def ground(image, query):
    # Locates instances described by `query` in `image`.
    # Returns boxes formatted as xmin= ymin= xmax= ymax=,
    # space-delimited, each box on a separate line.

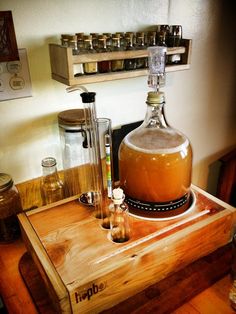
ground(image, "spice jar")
xmin=97 ymin=35 xmax=111 ymax=73
xmin=135 ymin=32 xmax=147 ymax=69
xmin=83 ymin=35 xmax=98 ymax=74
xmin=167 ymin=25 xmax=183 ymax=64
xmin=124 ymin=33 xmax=137 ymax=70
xmin=111 ymin=34 xmax=124 ymax=72
xmin=0 ymin=173 xmax=22 ymax=243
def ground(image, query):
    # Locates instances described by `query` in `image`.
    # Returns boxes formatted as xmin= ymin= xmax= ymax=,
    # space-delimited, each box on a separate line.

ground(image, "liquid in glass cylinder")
xmin=119 ymin=128 xmax=192 ymax=218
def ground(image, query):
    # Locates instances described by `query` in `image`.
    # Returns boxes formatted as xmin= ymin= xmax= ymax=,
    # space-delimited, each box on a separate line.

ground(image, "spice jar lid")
xmin=58 ymin=109 xmax=85 ymax=126
xmin=0 ymin=173 xmax=13 ymax=192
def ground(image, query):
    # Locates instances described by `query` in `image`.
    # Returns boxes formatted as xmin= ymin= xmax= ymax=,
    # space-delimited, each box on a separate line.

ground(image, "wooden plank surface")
xmin=52 ymin=64 xmax=191 ymax=86
xmin=49 ymin=43 xmax=187 ymax=63
xmin=103 ymin=243 xmax=232 ymax=314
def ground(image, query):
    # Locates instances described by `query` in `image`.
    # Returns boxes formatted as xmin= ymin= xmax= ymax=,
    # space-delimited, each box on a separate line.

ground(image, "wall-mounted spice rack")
xmin=49 ymin=39 xmax=192 ymax=86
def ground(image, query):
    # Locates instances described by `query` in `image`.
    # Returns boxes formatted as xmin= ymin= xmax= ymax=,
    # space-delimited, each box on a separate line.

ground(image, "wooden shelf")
xmin=49 ymin=39 xmax=192 ymax=86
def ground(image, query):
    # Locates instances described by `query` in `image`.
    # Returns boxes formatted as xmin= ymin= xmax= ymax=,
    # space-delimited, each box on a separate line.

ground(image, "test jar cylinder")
xmin=96 ymin=118 xmax=113 ymax=228
xmin=58 ymin=109 xmax=91 ymax=197
xmin=80 ymin=92 xmax=104 ymax=218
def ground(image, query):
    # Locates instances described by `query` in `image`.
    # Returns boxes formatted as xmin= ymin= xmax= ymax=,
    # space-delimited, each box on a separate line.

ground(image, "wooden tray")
xmin=18 ymin=185 xmax=236 ymax=313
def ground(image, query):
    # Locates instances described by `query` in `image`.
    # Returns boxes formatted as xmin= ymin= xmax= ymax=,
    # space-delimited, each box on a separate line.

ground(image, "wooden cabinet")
xmin=49 ymin=39 xmax=192 ymax=86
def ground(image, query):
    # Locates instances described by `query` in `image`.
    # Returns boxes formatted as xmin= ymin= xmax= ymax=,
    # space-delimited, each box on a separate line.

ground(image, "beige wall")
xmin=0 ymin=0 xmax=235 ymax=194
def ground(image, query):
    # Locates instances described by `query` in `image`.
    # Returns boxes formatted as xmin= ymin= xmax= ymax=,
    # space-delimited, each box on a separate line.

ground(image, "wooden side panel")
xmin=181 ymin=39 xmax=192 ymax=65
xmin=16 ymin=176 xmax=42 ymax=210
xmin=49 ymin=44 xmax=72 ymax=81
xmin=18 ymin=213 xmax=72 ymax=314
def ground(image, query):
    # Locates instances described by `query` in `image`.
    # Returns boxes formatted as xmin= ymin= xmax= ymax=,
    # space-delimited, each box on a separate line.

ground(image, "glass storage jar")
xmin=58 ymin=109 xmax=91 ymax=197
xmin=0 ymin=173 xmax=22 ymax=243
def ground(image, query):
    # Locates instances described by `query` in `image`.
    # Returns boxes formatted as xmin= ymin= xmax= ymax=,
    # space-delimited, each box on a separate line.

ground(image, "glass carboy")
xmin=118 ymin=46 xmax=193 ymax=219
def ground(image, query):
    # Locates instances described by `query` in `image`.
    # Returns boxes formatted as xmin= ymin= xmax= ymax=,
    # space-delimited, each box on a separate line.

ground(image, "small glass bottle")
xmin=111 ymin=34 xmax=124 ymax=72
xmin=167 ymin=25 xmax=182 ymax=64
xmin=0 ymin=173 xmax=22 ymax=243
xmin=115 ymin=32 xmax=125 ymax=50
xmin=68 ymin=35 xmax=78 ymax=55
xmin=73 ymin=33 xmax=84 ymax=77
xmin=90 ymin=33 xmax=99 ymax=51
xmin=156 ymin=25 xmax=169 ymax=47
xmin=83 ymin=35 xmax=98 ymax=75
xmin=97 ymin=35 xmax=111 ymax=73
xmin=40 ymin=157 xmax=65 ymax=205
xmin=109 ymin=188 xmax=131 ymax=243
xmin=124 ymin=33 xmax=137 ymax=71
xmin=135 ymin=32 xmax=147 ymax=69
xmin=126 ymin=32 xmax=136 ymax=47
xmin=76 ymin=32 xmax=84 ymax=50
xmin=147 ymin=31 xmax=157 ymax=47
xmin=61 ymin=34 xmax=71 ymax=47
xmin=103 ymin=33 xmax=112 ymax=50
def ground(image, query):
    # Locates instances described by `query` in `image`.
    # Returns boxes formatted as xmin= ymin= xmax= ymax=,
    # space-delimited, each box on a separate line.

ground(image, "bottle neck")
xmin=144 ymin=102 xmax=168 ymax=129
xmin=42 ymin=165 xmax=59 ymax=179
xmin=41 ymin=157 xmax=59 ymax=179
xmin=112 ymin=200 xmax=128 ymax=213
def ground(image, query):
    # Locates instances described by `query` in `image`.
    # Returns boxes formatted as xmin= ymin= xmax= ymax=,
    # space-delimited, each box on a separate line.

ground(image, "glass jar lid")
xmin=58 ymin=109 xmax=85 ymax=126
xmin=0 ymin=173 xmax=13 ymax=192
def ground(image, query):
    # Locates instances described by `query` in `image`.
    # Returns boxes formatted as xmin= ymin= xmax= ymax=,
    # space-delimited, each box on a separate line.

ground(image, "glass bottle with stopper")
xmin=118 ymin=46 xmax=193 ymax=219
xmin=109 ymin=188 xmax=131 ymax=243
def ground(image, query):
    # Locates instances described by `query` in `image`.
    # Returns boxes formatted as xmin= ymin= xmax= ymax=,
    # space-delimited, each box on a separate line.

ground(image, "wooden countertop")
xmin=0 ymin=237 xmax=234 ymax=314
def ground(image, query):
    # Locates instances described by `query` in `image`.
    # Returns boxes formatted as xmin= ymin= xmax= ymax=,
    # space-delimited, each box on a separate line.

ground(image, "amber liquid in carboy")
xmin=119 ymin=128 xmax=193 ymax=218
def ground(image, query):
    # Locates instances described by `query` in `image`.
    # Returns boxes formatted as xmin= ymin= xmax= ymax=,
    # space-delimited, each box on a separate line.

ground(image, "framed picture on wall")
xmin=0 ymin=11 xmax=19 ymax=62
